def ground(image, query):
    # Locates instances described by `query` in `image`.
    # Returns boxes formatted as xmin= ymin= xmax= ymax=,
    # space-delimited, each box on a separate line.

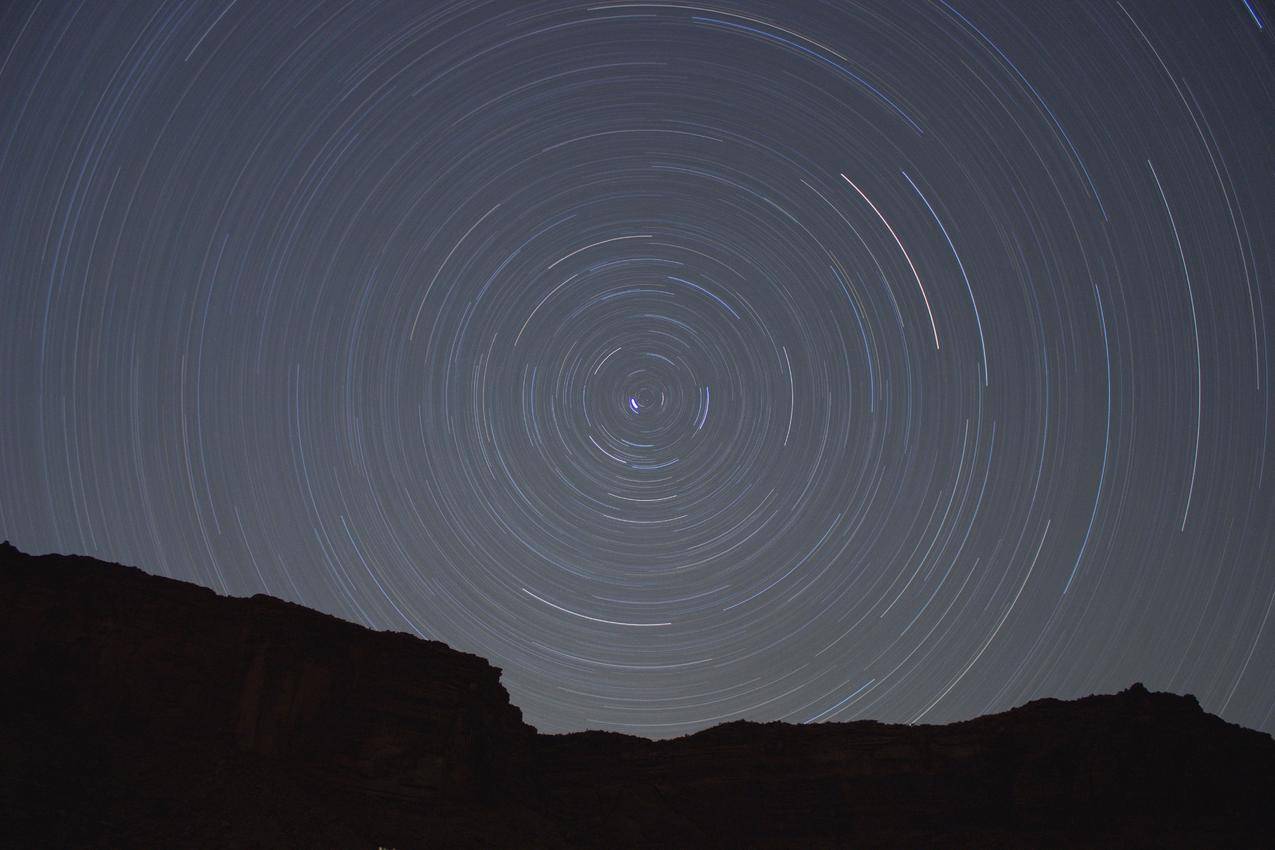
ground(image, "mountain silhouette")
xmin=2 ymin=541 xmax=1271 ymax=848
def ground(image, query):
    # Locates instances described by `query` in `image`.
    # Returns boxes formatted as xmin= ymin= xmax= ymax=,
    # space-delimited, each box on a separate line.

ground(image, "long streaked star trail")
xmin=1 ymin=0 xmax=1272 ymax=738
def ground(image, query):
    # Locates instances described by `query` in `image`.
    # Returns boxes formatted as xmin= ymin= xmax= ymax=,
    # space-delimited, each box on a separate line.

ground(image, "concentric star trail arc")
xmin=0 ymin=0 xmax=1271 ymax=739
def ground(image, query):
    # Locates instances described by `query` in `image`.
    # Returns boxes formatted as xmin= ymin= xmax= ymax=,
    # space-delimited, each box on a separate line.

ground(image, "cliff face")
xmin=0 ymin=542 xmax=542 ymax=848
xmin=2 ymin=541 xmax=1272 ymax=849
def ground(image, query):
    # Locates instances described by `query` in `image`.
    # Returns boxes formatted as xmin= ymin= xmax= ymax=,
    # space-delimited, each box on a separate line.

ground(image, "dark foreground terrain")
xmin=2 ymin=542 xmax=1272 ymax=848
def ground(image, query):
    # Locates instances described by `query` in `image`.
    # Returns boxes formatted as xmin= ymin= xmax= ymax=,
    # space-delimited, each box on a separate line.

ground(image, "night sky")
xmin=1 ymin=0 xmax=1273 ymax=738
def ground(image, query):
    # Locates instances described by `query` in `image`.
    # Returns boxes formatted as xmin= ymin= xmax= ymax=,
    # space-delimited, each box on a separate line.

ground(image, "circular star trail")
xmin=1 ymin=0 xmax=1273 ymax=737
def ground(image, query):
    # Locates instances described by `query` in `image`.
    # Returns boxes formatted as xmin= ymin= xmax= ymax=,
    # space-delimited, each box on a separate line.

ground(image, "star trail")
xmin=1 ymin=0 xmax=1272 ymax=738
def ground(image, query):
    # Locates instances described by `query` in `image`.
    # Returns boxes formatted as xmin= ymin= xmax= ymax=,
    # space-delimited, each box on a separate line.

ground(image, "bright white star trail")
xmin=1 ymin=0 xmax=1272 ymax=737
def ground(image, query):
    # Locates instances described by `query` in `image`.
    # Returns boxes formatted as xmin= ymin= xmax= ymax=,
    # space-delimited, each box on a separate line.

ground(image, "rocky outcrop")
xmin=2 ymin=541 xmax=1272 ymax=848
xmin=536 ymin=687 xmax=1275 ymax=848
xmin=0 ymin=541 xmax=543 ymax=848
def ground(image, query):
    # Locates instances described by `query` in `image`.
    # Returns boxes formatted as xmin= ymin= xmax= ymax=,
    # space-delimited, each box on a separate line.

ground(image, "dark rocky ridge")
xmin=2 ymin=541 xmax=1271 ymax=848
